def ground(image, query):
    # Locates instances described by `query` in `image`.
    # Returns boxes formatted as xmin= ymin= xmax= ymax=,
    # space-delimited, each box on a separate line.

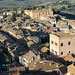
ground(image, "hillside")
xmin=0 ymin=0 xmax=74 ymax=14
xmin=0 ymin=0 xmax=62 ymax=9
xmin=0 ymin=0 xmax=74 ymax=9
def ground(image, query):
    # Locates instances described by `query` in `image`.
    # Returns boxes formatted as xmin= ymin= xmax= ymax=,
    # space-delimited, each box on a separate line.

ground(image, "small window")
xmin=51 ymin=49 xmax=54 ymax=53
xmin=69 ymin=51 xmax=70 ymax=53
xmin=51 ymin=41 xmax=54 ymax=44
xmin=55 ymin=51 xmax=57 ymax=55
xmin=53 ymin=24 xmax=56 ymax=27
xmin=55 ymin=42 xmax=57 ymax=46
xmin=68 ymin=42 xmax=70 ymax=45
xmin=61 ymin=43 xmax=63 ymax=46
xmin=61 ymin=52 xmax=63 ymax=55
xmin=23 ymin=60 xmax=25 ymax=62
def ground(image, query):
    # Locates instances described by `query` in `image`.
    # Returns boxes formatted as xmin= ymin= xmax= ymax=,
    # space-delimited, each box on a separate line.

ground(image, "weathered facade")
xmin=25 ymin=6 xmax=53 ymax=19
xmin=19 ymin=51 xmax=40 ymax=67
xmin=50 ymin=32 xmax=75 ymax=58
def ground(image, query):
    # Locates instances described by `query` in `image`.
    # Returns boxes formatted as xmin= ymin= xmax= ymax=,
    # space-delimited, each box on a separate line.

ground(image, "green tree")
xmin=40 ymin=5 xmax=45 ymax=8
xmin=11 ymin=13 xmax=16 ymax=22
xmin=20 ymin=14 xmax=22 ymax=17
xmin=56 ymin=16 xmax=61 ymax=21
xmin=12 ymin=8 xmax=17 ymax=11
xmin=21 ymin=9 xmax=24 ymax=14
xmin=16 ymin=13 xmax=20 ymax=17
xmin=24 ymin=8 xmax=30 ymax=10
xmin=24 ymin=8 xmax=27 ymax=10
xmin=68 ymin=5 xmax=71 ymax=8
xmin=32 ymin=6 xmax=36 ymax=10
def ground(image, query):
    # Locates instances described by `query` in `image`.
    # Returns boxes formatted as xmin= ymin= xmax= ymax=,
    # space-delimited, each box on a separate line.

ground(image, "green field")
xmin=0 ymin=0 xmax=74 ymax=9
xmin=52 ymin=4 xmax=68 ymax=9
xmin=0 ymin=0 xmax=62 ymax=9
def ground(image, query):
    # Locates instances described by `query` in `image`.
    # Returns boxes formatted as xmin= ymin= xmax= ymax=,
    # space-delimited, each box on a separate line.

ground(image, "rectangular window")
xmin=55 ymin=51 xmax=57 ymax=55
xmin=23 ymin=60 xmax=25 ymax=62
xmin=69 ymin=51 xmax=70 ymax=53
xmin=61 ymin=52 xmax=63 ymax=55
xmin=55 ymin=42 xmax=57 ymax=46
xmin=68 ymin=42 xmax=70 ymax=45
xmin=51 ymin=41 xmax=54 ymax=44
xmin=61 ymin=43 xmax=63 ymax=46
xmin=51 ymin=49 xmax=54 ymax=53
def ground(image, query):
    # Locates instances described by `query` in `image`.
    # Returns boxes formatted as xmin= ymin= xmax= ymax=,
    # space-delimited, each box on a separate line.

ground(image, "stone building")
xmin=67 ymin=20 xmax=75 ymax=29
xmin=19 ymin=51 xmax=40 ymax=67
xmin=3 ymin=11 xmax=16 ymax=16
xmin=50 ymin=32 xmax=75 ymax=58
xmin=56 ymin=20 xmax=69 ymax=31
xmin=25 ymin=6 xmax=53 ymax=19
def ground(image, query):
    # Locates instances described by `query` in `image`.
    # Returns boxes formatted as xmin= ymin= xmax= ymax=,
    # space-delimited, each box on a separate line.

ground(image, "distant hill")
xmin=0 ymin=0 xmax=62 ymax=3
xmin=0 ymin=0 xmax=74 ymax=10
xmin=0 ymin=0 xmax=75 ymax=3
xmin=0 ymin=0 xmax=62 ymax=9
xmin=0 ymin=0 xmax=56 ymax=1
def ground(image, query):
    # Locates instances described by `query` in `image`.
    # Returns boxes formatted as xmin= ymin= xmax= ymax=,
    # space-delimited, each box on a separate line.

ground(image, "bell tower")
xmin=49 ymin=6 xmax=53 ymax=15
